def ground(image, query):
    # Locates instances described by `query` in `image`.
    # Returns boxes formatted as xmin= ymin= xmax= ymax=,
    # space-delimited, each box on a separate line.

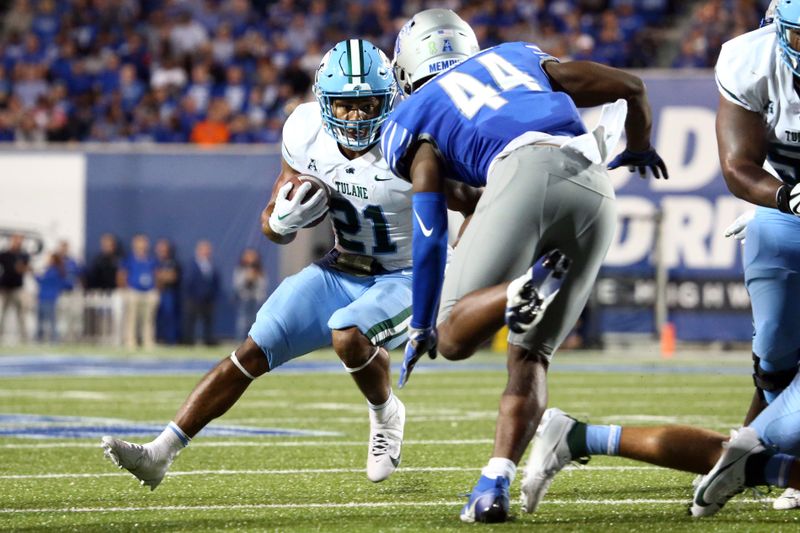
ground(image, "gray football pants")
xmin=437 ymin=144 xmax=616 ymax=361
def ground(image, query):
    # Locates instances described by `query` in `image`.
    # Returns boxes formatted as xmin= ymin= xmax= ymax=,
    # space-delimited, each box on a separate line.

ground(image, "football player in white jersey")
xmin=713 ymin=0 xmax=800 ymax=512
xmin=99 ymin=39 xmax=479 ymax=490
xmin=523 ymin=0 xmax=800 ymax=519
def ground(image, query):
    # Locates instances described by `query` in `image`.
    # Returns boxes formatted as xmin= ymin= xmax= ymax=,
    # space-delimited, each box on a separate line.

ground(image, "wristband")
xmin=777 ymin=183 xmax=792 ymax=214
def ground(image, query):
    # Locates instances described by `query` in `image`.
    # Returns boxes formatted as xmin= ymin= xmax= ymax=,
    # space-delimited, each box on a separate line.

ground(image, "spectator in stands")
xmin=84 ymin=233 xmax=122 ymax=342
xmin=55 ymin=239 xmax=83 ymax=342
xmin=0 ymin=0 xmax=758 ymax=142
xmin=0 ymin=233 xmax=30 ymax=343
xmin=593 ymin=11 xmax=627 ymax=67
xmin=86 ymin=233 xmax=122 ymax=291
xmin=35 ymin=251 xmax=70 ymax=343
xmin=184 ymin=239 xmax=219 ymax=346
xmin=150 ymin=53 xmax=187 ymax=92
xmin=190 ymin=97 xmax=230 ymax=145
xmin=2 ymin=0 xmax=33 ymax=40
xmin=170 ymin=10 xmax=209 ymax=58
xmin=31 ymin=0 xmax=59 ymax=44
xmin=221 ymin=64 xmax=249 ymax=114
xmin=14 ymin=109 xmax=45 ymax=146
xmin=211 ymin=23 xmax=235 ymax=66
xmin=232 ymin=247 xmax=267 ymax=340
xmin=155 ymin=238 xmax=182 ymax=345
xmin=119 ymin=63 xmax=145 ymax=114
xmin=672 ymin=36 xmax=710 ymax=68
xmin=185 ymin=63 xmax=213 ymax=115
xmin=56 ymin=240 xmax=82 ymax=289
xmin=119 ymin=234 xmax=159 ymax=350
xmin=97 ymin=53 xmax=122 ymax=96
xmin=228 ymin=113 xmax=255 ymax=143
xmin=614 ymin=0 xmax=646 ymax=41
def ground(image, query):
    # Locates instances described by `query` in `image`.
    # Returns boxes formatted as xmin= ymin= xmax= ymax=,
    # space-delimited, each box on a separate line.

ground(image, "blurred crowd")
xmin=0 ymin=233 xmax=269 ymax=348
xmin=0 ymin=0 xmax=773 ymax=146
xmin=671 ymin=0 xmax=772 ymax=68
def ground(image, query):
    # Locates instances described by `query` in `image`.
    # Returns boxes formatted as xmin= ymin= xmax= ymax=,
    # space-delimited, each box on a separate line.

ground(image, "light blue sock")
xmin=765 ymin=453 xmax=795 ymax=487
xmin=585 ymin=424 xmax=622 ymax=456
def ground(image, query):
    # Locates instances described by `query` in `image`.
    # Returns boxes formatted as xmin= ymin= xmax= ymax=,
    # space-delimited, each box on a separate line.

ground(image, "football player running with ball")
xmin=382 ymin=8 xmax=666 ymax=523
xmin=101 ymin=39 xmax=478 ymax=489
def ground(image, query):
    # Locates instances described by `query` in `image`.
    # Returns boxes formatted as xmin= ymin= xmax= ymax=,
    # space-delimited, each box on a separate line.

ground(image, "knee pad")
xmin=753 ymin=353 xmax=798 ymax=398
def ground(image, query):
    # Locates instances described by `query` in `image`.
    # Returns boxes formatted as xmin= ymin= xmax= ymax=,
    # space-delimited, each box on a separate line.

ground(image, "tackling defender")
xmin=101 ymin=39 xmax=476 ymax=489
xmin=525 ymin=0 xmax=800 ymax=517
xmin=381 ymin=9 xmax=665 ymax=523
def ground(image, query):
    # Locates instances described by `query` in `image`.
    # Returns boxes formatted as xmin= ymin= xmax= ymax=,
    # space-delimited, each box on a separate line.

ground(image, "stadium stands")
xmin=0 ymin=0 xmax=771 ymax=145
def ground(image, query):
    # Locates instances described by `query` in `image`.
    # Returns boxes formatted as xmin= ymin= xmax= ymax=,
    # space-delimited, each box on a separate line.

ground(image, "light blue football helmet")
xmin=314 ymin=39 xmax=398 ymax=150
xmin=776 ymin=0 xmax=800 ymax=76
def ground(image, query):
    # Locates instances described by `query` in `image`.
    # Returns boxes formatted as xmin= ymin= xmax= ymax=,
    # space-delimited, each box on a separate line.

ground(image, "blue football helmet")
xmin=776 ymin=0 xmax=800 ymax=76
xmin=314 ymin=39 xmax=398 ymax=150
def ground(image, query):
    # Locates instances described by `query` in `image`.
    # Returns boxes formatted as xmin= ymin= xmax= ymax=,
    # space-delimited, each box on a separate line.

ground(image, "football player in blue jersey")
xmin=100 ymin=39 xmax=479 ymax=491
xmin=524 ymin=0 xmax=800 ymax=520
xmin=381 ymin=9 xmax=667 ymax=523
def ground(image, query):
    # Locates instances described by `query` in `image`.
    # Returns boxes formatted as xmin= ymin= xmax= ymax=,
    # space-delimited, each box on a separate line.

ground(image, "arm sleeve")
xmin=410 ymin=192 xmax=448 ymax=329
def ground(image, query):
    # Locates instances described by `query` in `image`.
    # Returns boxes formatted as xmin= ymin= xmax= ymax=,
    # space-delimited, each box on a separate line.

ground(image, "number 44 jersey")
xmin=381 ymin=42 xmax=588 ymax=187
xmin=281 ymin=102 xmax=413 ymax=271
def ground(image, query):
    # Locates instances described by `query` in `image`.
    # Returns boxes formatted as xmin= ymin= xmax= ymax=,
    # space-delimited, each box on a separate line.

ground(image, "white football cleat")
xmin=690 ymin=427 xmax=765 ymax=517
xmin=773 ymin=488 xmax=800 ymax=510
xmin=101 ymin=436 xmax=173 ymax=490
xmin=366 ymin=397 xmax=405 ymax=482
xmin=521 ymin=408 xmax=586 ymax=513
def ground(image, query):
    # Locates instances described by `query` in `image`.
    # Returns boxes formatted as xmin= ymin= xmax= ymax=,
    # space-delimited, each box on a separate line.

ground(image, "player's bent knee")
xmin=438 ymin=336 xmax=476 ymax=361
xmin=230 ymin=337 xmax=269 ymax=379
xmin=331 ymin=327 xmax=372 ymax=367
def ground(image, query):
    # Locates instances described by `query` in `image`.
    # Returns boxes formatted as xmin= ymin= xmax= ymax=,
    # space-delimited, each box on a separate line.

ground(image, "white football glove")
xmin=268 ymin=181 xmax=328 ymax=235
xmin=723 ymin=210 xmax=755 ymax=242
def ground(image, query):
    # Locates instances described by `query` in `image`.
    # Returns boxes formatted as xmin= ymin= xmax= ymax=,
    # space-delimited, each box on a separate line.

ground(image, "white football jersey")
xmin=281 ymin=102 xmax=413 ymax=271
xmin=716 ymin=25 xmax=800 ymax=185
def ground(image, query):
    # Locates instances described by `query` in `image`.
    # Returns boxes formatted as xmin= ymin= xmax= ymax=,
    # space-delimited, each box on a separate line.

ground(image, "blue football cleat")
xmin=460 ymin=475 xmax=510 ymax=523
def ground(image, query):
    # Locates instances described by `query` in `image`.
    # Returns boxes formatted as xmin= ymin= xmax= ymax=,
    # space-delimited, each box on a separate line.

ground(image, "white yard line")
xmin=0 ymin=498 xmax=772 ymax=514
xmin=0 ymin=439 xmax=495 ymax=449
xmin=0 ymin=465 xmax=663 ymax=480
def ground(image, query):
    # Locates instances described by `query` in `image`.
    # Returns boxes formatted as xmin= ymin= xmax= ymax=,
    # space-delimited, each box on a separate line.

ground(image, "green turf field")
xmin=2 ymin=347 xmax=799 ymax=532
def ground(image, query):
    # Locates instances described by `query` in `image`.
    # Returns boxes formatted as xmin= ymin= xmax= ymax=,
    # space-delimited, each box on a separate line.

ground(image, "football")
xmin=287 ymin=175 xmax=330 ymax=227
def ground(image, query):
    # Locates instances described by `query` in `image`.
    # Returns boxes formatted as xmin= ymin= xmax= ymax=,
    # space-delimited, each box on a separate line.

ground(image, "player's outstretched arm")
xmin=260 ymin=158 xmax=304 ymax=245
xmin=716 ymin=96 xmax=784 ymax=209
xmin=399 ymin=141 xmax=449 ymax=387
xmin=543 ymin=60 xmax=667 ymax=179
xmin=544 ymin=60 xmax=651 ymax=150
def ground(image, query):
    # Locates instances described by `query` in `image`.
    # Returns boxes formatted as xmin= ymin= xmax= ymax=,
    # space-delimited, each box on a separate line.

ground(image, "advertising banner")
xmin=592 ymin=73 xmax=752 ymax=341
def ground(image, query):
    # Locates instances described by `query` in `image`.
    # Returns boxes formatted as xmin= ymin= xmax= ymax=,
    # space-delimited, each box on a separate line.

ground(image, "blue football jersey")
xmin=381 ymin=42 xmax=587 ymax=187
